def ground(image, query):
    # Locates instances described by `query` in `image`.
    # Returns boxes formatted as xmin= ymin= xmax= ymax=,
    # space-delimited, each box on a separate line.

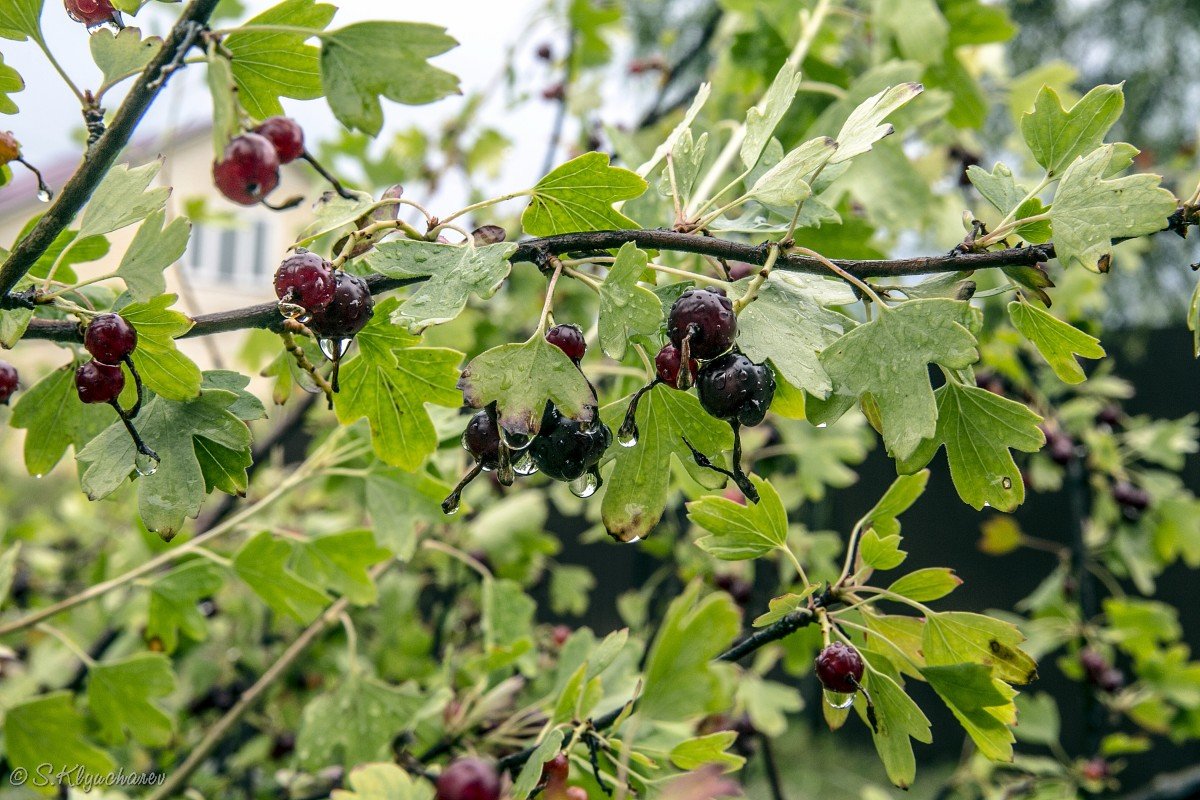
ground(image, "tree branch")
xmin=0 ymin=0 xmax=220 ymax=300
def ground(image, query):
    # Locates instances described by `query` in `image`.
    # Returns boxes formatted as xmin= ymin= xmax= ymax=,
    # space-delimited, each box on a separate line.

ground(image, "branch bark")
xmin=0 ymin=0 xmax=220 ymax=299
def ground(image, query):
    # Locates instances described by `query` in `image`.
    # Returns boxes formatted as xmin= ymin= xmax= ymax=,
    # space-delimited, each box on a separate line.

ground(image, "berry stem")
xmin=301 ymin=150 xmax=355 ymax=200
xmin=33 ymin=39 xmax=86 ymax=104
xmin=280 ymin=327 xmax=335 ymax=408
xmin=122 ymin=355 xmax=145 ymax=419
xmin=733 ymin=242 xmax=780 ymax=313
xmin=108 ymin=399 xmax=160 ymax=465
xmin=438 ymin=190 xmax=533 ymax=228
xmin=790 ymin=245 xmax=887 ymax=309
xmin=441 ymin=461 xmax=483 ymax=515
xmin=535 ymin=258 xmax=564 ymax=334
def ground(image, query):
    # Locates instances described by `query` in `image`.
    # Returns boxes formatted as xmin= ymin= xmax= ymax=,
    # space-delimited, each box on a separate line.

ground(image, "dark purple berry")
xmin=309 ymin=272 xmax=374 ymax=339
xmin=654 ymin=342 xmax=698 ymax=388
xmin=1044 ymin=428 xmax=1075 ymax=465
xmin=714 ymin=573 xmax=752 ymax=606
xmin=274 ymin=250 xmax=336 ymax=312
xmin=0 ymin=361 xmax=17 ymax=405
xmin=545 ymin=323 xmax=586 ymax=362
xmin=253 ymin=116 xmax=305 ymax=164
xmin=1112 ymin=481 xmax=1150 ymax=517
xmin=84 ymin=313 xmax=137 ymax=365
xmin=213 ymin=133 xmax=280 ymax=206
xmin=463 ymin=410 xmax=502 ymax=470
xmin=435 ymin=757 xmax=501 ymax=800
xmin=667 ymin=287 xmax=737 ymax=360
xmin=75 ymin=360 xmax=124 ymax=404
xmin=815 ymin=642 xmax=864 ymax=694
xmin=696 ymin=352 xmax=775 ymax=426
xmin=728 ymin=261 xmax=756 ymax=281
xmin=529 ymin=403 xmax=611 ymax=482
xmin=1096 ymin=405 xmax=1123 ymax=428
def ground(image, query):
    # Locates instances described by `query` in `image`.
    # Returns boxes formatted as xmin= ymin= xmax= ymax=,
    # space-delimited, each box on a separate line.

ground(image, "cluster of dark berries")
xmin=213 ymin=117 xmax=350 ymax=208
xmin=625 ymin=287 xmax=775 ymax=502
xmin=435 ymin=757 xmax=502 ymax=800
xmin=444 ymin=324 xmax=611 ymax=514
xmin=64 ymin=0 xmax=122 ymax=29
xmin=75 ymin=314 xmax=159 ymax=469
xmin=0 ymin=360 xmax=18 ymax=405
xmin=1079 ymin=648 xmax=1125 ymax=694
xmin=273 ymin=250 xmax=374 ymax=392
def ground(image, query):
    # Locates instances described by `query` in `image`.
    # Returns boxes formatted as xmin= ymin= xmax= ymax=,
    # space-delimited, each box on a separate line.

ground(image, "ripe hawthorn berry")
xmin=463 ymin=409 xmax=502 ymax=470
xmin=212 ymin=133 xmax=280 ymax=206
xmin=0 ymin=131 xmax=19 ymax=165
xmin=529 ymin=403 xmax=611 ymax=482
xmin=728 ymin=261 xmax=756 ymax=281
xmin=274 ymin=250 xmax=336 ymax=312
xmin=84 ymin=313 xmax=137 ymax=365
xmin=0 ymin=360 xmax=18 ymax=405
xmin=253 ymin=116 xmax=305 ymax=164
xmin=667 ymin=287 xmax=737 ymax=360
xmin=309 ymin=272 xmax=374 ymax=339
xmin=696 ymin=352 xmax=775 ymax=426
xmin=75 ymin=360 xmax=125 ymax=404
xmin=815 ymin=642 xmax=865 ymax=694
xmin=1112 ymin=480 xmax=1150 ymax=515
xmin=545 ymin=323 xmax=586 ymax=362
xmin=655 ymin=342 xmax=697 ymax=389
xmin=435 ymin=757 xmax=501 ymax=800
xmin=64 ymin=0 xmax=119 ymax=26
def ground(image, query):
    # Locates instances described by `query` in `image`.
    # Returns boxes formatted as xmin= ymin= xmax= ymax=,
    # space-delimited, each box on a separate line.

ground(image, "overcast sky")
xmin=3 ymin=0 xmax=568 ymax=203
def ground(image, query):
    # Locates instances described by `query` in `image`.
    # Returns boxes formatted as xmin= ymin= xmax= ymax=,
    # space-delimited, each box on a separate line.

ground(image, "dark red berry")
xmin=435 ymin=757 xmax=501 ymax=800
xmin=815 ymin=642 xmax=864 ymax=694
xmin=463 ymin=410 xmax=502 ymax=470
xmin=1112 ymin=481 xmax=1150 ymax=514
xmin=0 ymin=131 xmax=20 ymax=164
xmin=542 ymin=753 xmax=569 ymax=784
xmin=1082 ymin=758 xmax=1111 ymax=782
xmin=714 ymin=573 xmax=752 ymax=606
xmin=253 ymin=116 xmax=305 ymax=163
xmin=696 ymin=352 xmax=775 ymax=426
xmin=1098 ymin=667 xmax=1125 ymax=694
xmin=728 ymin=261 xmax=756 ymax=281
xmin=529 ymin=403 xmax=611 ymax=482
xmin=212 ymin=133 xmax=280 ymax=206
xmin=545 ymin=324 xmax=586 ymax=362
xmin=309 ymin=272 xmax=374 ymax=339
xmin=667 ymin=287 xmax=737 ymax=360
xmin=551 ymin=625 xmax=572 ymax=647
xmin=1079 ymin=648 xmax=1107 ymax=680
xmin=0 ymin=361 xmax=18 ymax=405
xmin=1096 ymin=405 xmax=1123 ymax=428
xmin=655 ymin=342 xmax=698 ymax=389
xmin=64 ymin=0 xmax=118 ymax=26
xmin=75 ymin=360 xmax=124 ymax=404
xmin=84 ymin=313 xmax=137 ymax=365
xmin=535 ymin=43 xmax=553 ymax=60
xmin=542 ymin=83 xmax=565 ymax=101
xmin=1044 ymin=428 xmax=1075 ymax=465
xmin=274 ymin=250 xmax=336 ymax=312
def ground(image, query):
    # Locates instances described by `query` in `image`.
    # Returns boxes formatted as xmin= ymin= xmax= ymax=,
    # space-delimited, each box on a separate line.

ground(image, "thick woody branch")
xmin=0 ymin=0 xmax=221 ymax=300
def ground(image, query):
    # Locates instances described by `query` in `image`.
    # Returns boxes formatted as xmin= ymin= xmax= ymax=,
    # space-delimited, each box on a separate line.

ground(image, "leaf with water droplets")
xmin=597 ymin=242 xmax=661 ymax=359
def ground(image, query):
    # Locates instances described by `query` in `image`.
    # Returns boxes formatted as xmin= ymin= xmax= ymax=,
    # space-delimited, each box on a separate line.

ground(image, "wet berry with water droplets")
xmin=529 ymin=403 xmax=611 ymax=482
xmin=65 ymin=0 xmax=119 ymax=26
xmin=309 ymin=272 xmax=374 ymax=339
xmin=815 ymin=642 xmax=864 ymax=694
xmin=545 ymin=323 xmax=586 ymax=362
xmin=654 ymin=342 xmax=698 ymax=389
xmin=75 ymin=360 xmax=124 ymax=404
xmin=0 ymin=361 xmax=18 ymax=405
xmin=274 ymin=250 xmax=336 ymax=312
xmin=696 ymin=352 xmax=775 ymax=426
xmin=463 ymin=410 xmax=502 ymax=470
xmin=435 ymin=757 xmax=501 ymax=800
xmin=212 ymin=133 xmax=280 ymax=206
xmin=667 ymin=287 xmax=737 ymax=360
xmin=253 ymin=116 xmax=305 ymax=163
xmin=84 ymin=313 xmax=137 ymax=365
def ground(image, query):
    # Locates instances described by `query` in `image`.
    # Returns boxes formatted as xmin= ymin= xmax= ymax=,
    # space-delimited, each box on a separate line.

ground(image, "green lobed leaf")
xmin=640 ymin=581 xmax=740 ymax=721
xmin=740 ymin=62 xmax=803 ymax=170
xmin=334 ymin=298 xmax=462 ymax=470
xmin=4 ymin=692 xmax=115 ymax=793
xmin=1020 ymin=83 xmax=1124 ymax=177
xmin=116 ymin=210 xmax=191 ymax=301
xmin=0 ymin=0 xmax=41 ymax=42
xmin=233 ymin=531 xmax=330 ymax=622
xmin=1049 ymin=143 xmax=1177 ymax=272
xmin=637 ymin=81 xmax=710 ymax=178
xmin=511 ymin=729 xmax=566 ymax=800
xmin=292 ymin=529 xmax=392 ymax=606
xmin=830 ymin=82 xmax=924 ymax=164
xmin=145 ymin=559 xmax=225 ymax=652
xmin=320 ymin=22 xmax=460 ymax=135
xmin=78 ymin=160 xmax=171 ymax=239
xmin=0 ymin=306 xmax=31 ymax=345
xmin=863 ymin=613 xmax=927 ymax=679
xmin=89 ymin=27 xmax=161 ymax=87
xmin=122 ymin=294 xmax=203 ymax=401
xmin=857 ymin=656 xmax=932 ymax=789
xmin=808 ymin=299 xmax=979 ymax=460
xmin=521 ymin=152 xmax=647 ymax=236
xmin=887 ymin=568 xmax=962 ymax=602
xmin=921 ymin=663 xmax=1017 ymax=761
xmin=458 ymin=333 xmax=595 ymax=437
xmin=1009 ymin=300 xmax=1104 ymax=383
xmin=363 ymin=467 xmax=452 ymax=560
xmin=77 ymin=388 xmax=253 ymax=536
xmin=597 ymin=243 xmax=663 ymax=359
xmin=746 ymin=136 xmax=836 ymax=207
xmin=87 ymin=653 xmax=176 ymax=746
xmin=331 ymin=764 xmax=433 ymax=800
xmin=923 ymin=611 xmax=1038 ymax=685
xmin=0 ymin=51 xmax=25 ymax=113
xmin=366 ymin=240 xmax=517 ymax=331
xmin=859 ymin=530 xmax=908 ymax=571
xmin=875 ymin=0 xmax=948 ymax=65
xmin=601 ymin=384 xmax=733 ymax=542
xmin=860 ymin=469 xmax=929 ymax=538
xmin=688 ymin=475 xmax=789 ymax=560
xmin=669 ymin=731 xmax=746 ymax=771
xmin=483 ymin=577 xmax=537 ymax=651
xmin=752 ymin=588 xmax=816 ymax=627
xmin=11 ymin=364 xmax=113 ymax=476
xmin=223 ymin=0 xmax=335 ymax=119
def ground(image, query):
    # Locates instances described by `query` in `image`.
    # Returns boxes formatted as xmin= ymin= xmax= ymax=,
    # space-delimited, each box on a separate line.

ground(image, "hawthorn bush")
xmin=0 ymin=0 xmax=1198 ymax=798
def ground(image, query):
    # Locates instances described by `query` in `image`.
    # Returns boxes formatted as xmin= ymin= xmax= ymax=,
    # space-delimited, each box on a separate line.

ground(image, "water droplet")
xmin=513 ymin=450 xmax=539 ymax=476
xmin=569 ymin=468 xmax=601 ymax=498
xmin=617 ymin=421 xmax=639 ymax=447
xmin=816 ymin=422 xmax=828 ymax=428
xmin=36 ymin=188 xmax=52 ymax=203
xmin=441 ymin=493 xmax=461 ymax=515
xmin=983 ymin=501 xmax=992 ymax=508
xmin=624 ymin=535 xmax=642 ymax=544
xmin=33 ymin=474 xmax=42 ymax=480
xmin=824 ymin=690 xmax=855 ymax=710
xmin=86 ymin=18 xmax=122 ymax=34
xmin=277 ymin=300 xmax=306 ymax=320
xmin=499 ymin=427 xmax=532 ymax=451
xmin=1001 ymin=476 xmax=1013 ymax=490
xmin=135 ymin=451 xmax=161 ymax=477
xmin=319 ymin=337 xmax=353 ymax=361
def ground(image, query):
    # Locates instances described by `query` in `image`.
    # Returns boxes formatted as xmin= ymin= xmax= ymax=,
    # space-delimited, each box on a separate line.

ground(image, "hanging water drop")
xmin=277 ymin=300 xmax=306 ymax=320
xmin=569 ymin=468 xmax=600 ymax=498
xmin=135 ymin=450 xmax=161 ymax=477
xmin=824 ymin=690 xmax=855 ymax=710
xmin=499 ymin=427 xmax=532 ymax=451
xmin=36 ymin=188 xmax=51 ymax=203
xmin=512 ymin=449 xmax=539 ymax=476
xmin=625 ymin=535 xmax=642 ymax=544
xmin=318 ymin=337 xmax=352 ymax=362
xmin=441 ymin=491 xmax=462 ymax=515
xmin=86 ymin=18 xmax=122 ymax=34
xmin=617 ymin=421 xmax=639 ymax=447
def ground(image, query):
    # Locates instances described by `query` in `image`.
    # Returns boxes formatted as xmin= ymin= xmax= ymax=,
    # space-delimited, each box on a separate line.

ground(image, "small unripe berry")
xmin=75 ymin=360 xmax=125 ymax=404
xmin=84 ymin=313 xmax=137 ymax=365
xmin=253 ymin=116 xmax=305 ymax=163
xmin=815 ymin=643 xmax=864 ymax=694
xmin=728 ymin=261 xmax=756 ymax=281
xmin=0 ymin=131 xmax=20 ymax=165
